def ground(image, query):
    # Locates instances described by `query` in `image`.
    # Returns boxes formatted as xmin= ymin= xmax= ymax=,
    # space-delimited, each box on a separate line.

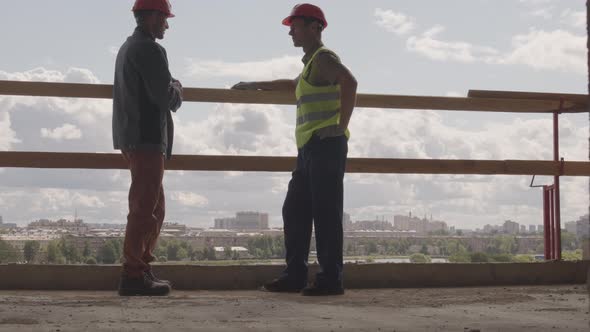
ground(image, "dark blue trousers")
xmin=281 ymin=134 xmax=348 ymax=287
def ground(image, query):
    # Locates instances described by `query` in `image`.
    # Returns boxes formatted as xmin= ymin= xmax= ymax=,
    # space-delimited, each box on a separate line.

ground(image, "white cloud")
xmin=41 ymin=123 xmax=82 ymax=141
xmin=560 ymin=9 xmax=586 ymax=29
xmin=445 ymin=91 xmax=464 ymax=97
xmin=37 ymin=188 xmax=106 ymax=211
xmin=109 ymin=46 xmax=119 ymax=57
xmin=0 ymin=67 xmax=100 ymax=84
xmin=375 ymin=6 xmax=585 ymax=73
xmin=374 ymin=8 xmax=416 ymax=36
xmin=499 ymin=28 xmax=586 ymax=72
xmin=529 ymin=7 xmax=554 ymax=19
xmin=406 ymin=25 xmax=500 ymax=63
xmin=402 ymin=24 xmax=584 ymax=73
xmin=519 ymin=0 xmax=555 ymax=4
xmin=175 ymin=103 xmax=294 ymax=156
xmin=186 ymin=55 xmax=302 ymax=80
xmin=170 ymin=191 xmax=209 ymax=207
xmin=0 ymin=112 xmax=20 ymax=150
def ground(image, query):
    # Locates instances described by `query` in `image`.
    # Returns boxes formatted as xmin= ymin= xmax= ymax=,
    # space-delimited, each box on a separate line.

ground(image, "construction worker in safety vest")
xmin=113 ymin=0 xmax=182 ymax=296
xmin=233 ymin=3 xmax=357 ymax=296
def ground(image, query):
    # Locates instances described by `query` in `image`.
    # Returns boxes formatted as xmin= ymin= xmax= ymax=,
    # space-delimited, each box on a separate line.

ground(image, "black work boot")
xmin=301 ymin=281 xmax=344 ymax=296
xmin=118 ymin=272 xmax=171 ymax=296
xmin=261 ymin=277 xmax=306 ymax=293
xmin=145 ymin=269 xmax=172 ymax=286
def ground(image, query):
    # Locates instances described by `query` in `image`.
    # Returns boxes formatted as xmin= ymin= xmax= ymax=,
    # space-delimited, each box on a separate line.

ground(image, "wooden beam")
xmin=468 ymin=89 xmax=588 ymax=112
xmin=0 ymin=80 xmax=578 ymax=113
xmin=1 ymin=152 xmax=588 ymax=176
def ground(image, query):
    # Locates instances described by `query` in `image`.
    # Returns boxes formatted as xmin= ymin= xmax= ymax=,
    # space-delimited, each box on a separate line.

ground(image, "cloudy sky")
xmin=0 ymin=0 xmax=588 ymax=229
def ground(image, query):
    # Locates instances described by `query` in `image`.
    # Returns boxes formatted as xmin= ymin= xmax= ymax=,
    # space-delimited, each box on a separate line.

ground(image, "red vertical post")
xmin=553 ymin=102 xmax=563 ymax=260
xmin=543 ymin=187 xmax=551 ymax=260
xmin=549 ymin=188 xmax=555 ymax=259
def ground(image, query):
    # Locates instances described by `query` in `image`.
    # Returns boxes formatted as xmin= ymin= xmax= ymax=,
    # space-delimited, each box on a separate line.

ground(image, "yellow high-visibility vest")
xmin=295 ymin=47 xmax=350 ymax=148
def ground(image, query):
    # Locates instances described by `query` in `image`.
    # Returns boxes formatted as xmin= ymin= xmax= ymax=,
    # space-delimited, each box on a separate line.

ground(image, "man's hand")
xmin=231 ymin=82 xmax=260 ymax=90
xmin=169 ymin=79 xmax=183 ymax=112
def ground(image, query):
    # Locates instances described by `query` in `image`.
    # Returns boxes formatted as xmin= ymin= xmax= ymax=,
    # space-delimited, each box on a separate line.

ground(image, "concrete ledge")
xmin=0 ymin=261 xmax=588 ymax=290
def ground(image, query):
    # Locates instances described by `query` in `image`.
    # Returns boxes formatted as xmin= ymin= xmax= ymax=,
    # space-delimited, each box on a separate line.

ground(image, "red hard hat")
xmin=282 ymin=3 xmax=328 ymax=29
xmin=132 ymin=0 xmax=175 ymax=18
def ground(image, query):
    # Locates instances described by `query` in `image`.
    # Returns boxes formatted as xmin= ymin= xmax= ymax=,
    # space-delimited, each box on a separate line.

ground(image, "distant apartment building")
xmin=503 ymin=220 xmax=519 ymax=235
xmin=576 ymin=215 xmax=589 ymax=240
xmin=483 ymin=224 xmax=502 ymax=234
xmin=159 ymin=222 xmax=190 ymax=236
xmin=520 ymin=225 xmax=527 ymax=234
xmin=214 ymin=212 xmax=269 ymax=230
xmin=393 ymin=212 xmax=448 ymax=234
xmin=0 ymin=215 xmax=17 ymax=229
xmin=348 ymin=220 xmax=394 ymax=231
xmin=565 ymin=221 xmax=577 ymax=234
xmin=537 ymin=225 xmax=544 ymax=233
xmin=343 ymin=212 xmax=352 ymax=230
xmin=27 ymin=219 xmax=88 ymax=234
xmin=529 ymin=225 xmax=537 ymax=233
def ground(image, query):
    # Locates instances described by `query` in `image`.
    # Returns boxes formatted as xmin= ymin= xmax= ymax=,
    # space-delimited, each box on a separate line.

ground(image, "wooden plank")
xmin=1 ymin=152 xmax=588 ymax=176
xmin=468 ymin=89 xmax=588 ymax=112
xmin=468 ymin=89 xmax=588 ymax=103
xmin=0 ymin=80 xmax=577 ymax=113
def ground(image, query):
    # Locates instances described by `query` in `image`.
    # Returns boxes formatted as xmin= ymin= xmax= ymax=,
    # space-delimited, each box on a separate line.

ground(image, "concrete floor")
xmin=0 ymin=285 xmax=588 ymax=331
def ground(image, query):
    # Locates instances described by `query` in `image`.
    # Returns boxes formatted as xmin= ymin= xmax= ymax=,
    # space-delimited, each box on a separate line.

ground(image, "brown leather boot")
xmin=145 ymin=269 xmax=172 ymax=286
xmin=118 ymin=272 xmax=171 ymax=296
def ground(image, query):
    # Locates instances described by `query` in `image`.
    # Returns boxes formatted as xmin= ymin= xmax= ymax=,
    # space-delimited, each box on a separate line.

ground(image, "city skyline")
xmin=3 ymin=211 xmax=587 ymax=233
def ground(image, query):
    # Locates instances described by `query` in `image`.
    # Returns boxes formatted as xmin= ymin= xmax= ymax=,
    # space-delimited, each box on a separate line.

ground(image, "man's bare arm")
xmin=231 ymin=78 xmax=298 ymax=92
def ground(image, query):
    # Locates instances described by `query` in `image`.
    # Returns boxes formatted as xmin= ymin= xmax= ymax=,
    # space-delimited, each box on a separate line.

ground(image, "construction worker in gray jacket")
xmin=112 ymin=0 xmax=182 ymax=296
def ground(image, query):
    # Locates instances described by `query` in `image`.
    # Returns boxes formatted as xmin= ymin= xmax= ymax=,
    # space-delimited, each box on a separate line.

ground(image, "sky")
xmin=0 ymin=0 xmax=588 ymax=229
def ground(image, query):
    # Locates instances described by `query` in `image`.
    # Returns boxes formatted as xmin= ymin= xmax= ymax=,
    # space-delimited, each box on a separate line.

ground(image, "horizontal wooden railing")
xmin=0 ymin=80 xmax=585 ymax=113
xmin=1 ymin=151 xmax=589 ymax=176
xmin=0 ymin=80 xmax=588 ymax=176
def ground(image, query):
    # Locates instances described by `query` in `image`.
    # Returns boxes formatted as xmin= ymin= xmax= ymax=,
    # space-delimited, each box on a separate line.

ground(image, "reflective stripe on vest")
xmin=295 ymin=47 xmax=350 ymax=148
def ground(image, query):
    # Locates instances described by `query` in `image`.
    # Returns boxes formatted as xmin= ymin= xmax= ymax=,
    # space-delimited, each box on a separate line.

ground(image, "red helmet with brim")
xmin=132 ymin=0 xmax=175 ymax=18
xmin=282 ymin=3 xmax=327 ymax=28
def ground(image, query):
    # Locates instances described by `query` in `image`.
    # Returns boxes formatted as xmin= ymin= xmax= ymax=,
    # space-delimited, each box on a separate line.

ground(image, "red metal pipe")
xmin=550 ymin=188 xmax=556 ymax=259
xmin=543 ymin=187 xmax=551 ymax=259
xmin=553 ymin=102 xmax=563 ymax=260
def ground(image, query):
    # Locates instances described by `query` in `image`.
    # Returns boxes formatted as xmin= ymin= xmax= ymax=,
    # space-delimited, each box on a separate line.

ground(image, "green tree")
xmin=420 ymin=244 xmax=429 ymax=255
xmin=449 ymin=253 xmax=471 ymax=263
xmin=0 ymin=239 xmax=20 ymax=263
xmin=561 ymin=232 xmax=578 ymax=251
xmin=154 ymin=244 xmax=167 ymax=258
xmin=167 ymin=241 xmax=180 ymax=261
xmin=490 ymin=253 xmax=513 ymax=262
xmin=64 ymin=243 xmax=81 ymax=264
xmin=223 ymin=246 xmax=232 ymax=260
xmin=23 ymin=241 xmax=41 ymax=263
xmin=46 ymin=241 xmax=65 ymax=264
xmin=97 ymin=242 xmax=117 ymax=264
xmin=410 ymin=253 xmax=431 ymax=263
xmin=562 ymin=250 xmax=582 ymax=261
xmin=443 ymin=239 xmax=468 ymax=257
xmin=366 ymin=241 xmax=378 ymax=255
xmin=470 ymin=252 xmax=489 ymax=263
xmin=82 ymin=241 xmax=91 ymax=258
xmin=512 ymin=255 xmax=534 ymax=263
xmin=177 ymin=247 xmax=188 ymax=261
xmin=85 ymin=257 xmax=97 ymax=265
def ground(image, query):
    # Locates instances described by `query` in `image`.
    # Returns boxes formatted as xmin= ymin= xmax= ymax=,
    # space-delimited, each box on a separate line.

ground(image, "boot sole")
xmin=118 ymin=288 xmax=171 ymax=296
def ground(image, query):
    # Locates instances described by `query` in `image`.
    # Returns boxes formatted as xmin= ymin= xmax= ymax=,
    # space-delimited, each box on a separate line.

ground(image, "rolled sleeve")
xmin=134 ymin=43 xmax=173 ymax=113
